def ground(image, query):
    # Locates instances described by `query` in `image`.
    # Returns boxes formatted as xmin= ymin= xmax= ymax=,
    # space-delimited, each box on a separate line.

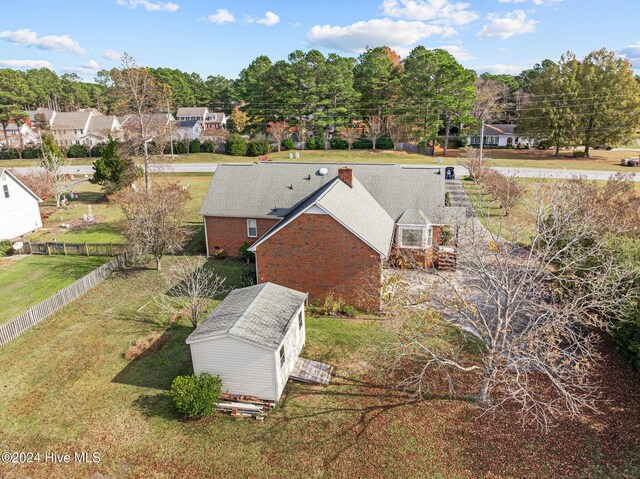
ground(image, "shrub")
xmin=225 ymin=133 xmax=247 ymax=156
xmin=281 ymin=138 xmax=295 ymax=150
xmin=90 ymin=144 xmax=104 ymax=157
xmin=353 ymin=137 xmax=374 ymax=149
xmin=613 ymin=315 xmax=640 ymax=371
xmin=444 ymin=192 xmax=451 ymax=207
xmin=189 ymin=139 xmax=201 ymax=153
xmin=170 ymin=372 xmax=222 ymax=418
xmin=330 ymin=137 xmax=348 ymax=150
xmin=239 ymin=241 xmax=255 ymax=263
xmin=573 ymin=150 xmax=586 ymax=158
xmin=376 ymin=136 xmax=394 ymax=150
xmin=342 ymin=305 xmax=358 ymax=317
xmin=213 ymin=248 xmax=227 ymax=259
xmin=0 ymin=240 xmax=13 ymax=257
xmin=175 ymin=141 xmax=187 ymax=154
xmin=200 ymin=141 xmax=214 ymax=153
xmin=67 ymin=144 xmax=89 ymax=158
xmin=537 ymin=140 xmax=552 ymax=150
xmin=0 ymin=148 xmax=19 ymax=160
xmin=240 ymin=269 xmax=257 ymax=287
xmin=305 ymin=135 xmax=324 ymax=150
xmin=22 ymin=147 xmax=42 ymax=159
xmin=246 ymin=138 xmax=271 ymax=157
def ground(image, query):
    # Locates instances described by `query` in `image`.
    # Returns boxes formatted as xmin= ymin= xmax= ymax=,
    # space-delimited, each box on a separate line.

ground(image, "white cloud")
xmin=101 ymin=49 xmax=122 ymax=61
xmin=381 ymin=0 xmax=478 ymax=25
xmin=0 ymin=59 xmax=53 ymax=69
xmin=64 ymin=60 xmax=101 ymax=75
xmin=245 ymin=11 xmax=280 ymax=26
xmin=619 ymin=42 xmax=640 ymax=66
xmin=498 ymin=0 xmax=562 ymax=5
xmin=0 ymin=29 xmax=85 ymax=54
xmin=476 ymin=62 xmax=534 ymax=74
xmin=116 ymin=0 xmax=179 ymax=12
xmin=477 ymin=10 xmax=537 ymax=39
xmin=435 ymin=45 xmax=475 ymax=61
xmin=308 ymin=18 xmax=454 ymax=54
xmin=207 ymin=9 xmax=235 ymax=24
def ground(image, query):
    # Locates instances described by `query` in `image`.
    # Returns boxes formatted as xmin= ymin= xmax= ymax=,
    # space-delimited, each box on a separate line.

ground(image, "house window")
xmin=279 ymin=346 xmax=285 ymax=367
xmin=3 ymin=184 xmax=9 ymax=199
xmin=247 ymin=219 xmax=257 ymax=238
xmin=298 ymin=312 xmax=303 ymax=330
xmin=400 ymin=228 xmax=424 ymax=248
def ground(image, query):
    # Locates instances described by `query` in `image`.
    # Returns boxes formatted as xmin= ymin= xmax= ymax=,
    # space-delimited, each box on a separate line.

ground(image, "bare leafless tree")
xmin=40 ymin=151 xmax=69 ymax=207
xmin=457 ymin=147 xmax=489 ymax=180
xmin=480 ymin=169 xmax=525 ymax=216
xmin=474 ymin=77 xmax=509 ymax=123
xmin=364 ymin=115 xmax=384 ymax=149
xmin=383 ymin=178 xmax=640 ymax=429
xmin=156 ymin=256 xmax=229 ymax=327
xmin=338 ymin=127 xmax=360 ymax=150
xmin=111 ymin=53 xmax=170 ymax=190
xmin=113 ymin=181 xmax=190 ymax=270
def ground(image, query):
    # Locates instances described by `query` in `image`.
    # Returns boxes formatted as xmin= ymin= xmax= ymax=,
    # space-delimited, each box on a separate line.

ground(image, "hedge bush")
xmin=169 ymin=372 xmax=222 ymax=418
xmin=67 ymin=145 xmax=89 ymax=158
xmin=353 ymin=137 xmax=374 ymax=149
xmin=0 ymin=148 xmax=19 ymax=160
xmin=281 ymin=138 xmax=295 ymax=150
xmin=175 ymin=141 xmax=187 ymax=154
xmin=330 ymin=137 xmax=348 ymax=150
xmin=573 ymin=150 xmax=586 ymax=158
xmin=22 ymin=147 xmax=42 ymax=159
xmin=305 ymin=136 xmax=324 ymax=150
xmin=200 ymin=141 xmax=214 ymax=153
xmin=189 ymin=139 xmax=201 ymax=154
xmin=614 ymin=315 xmax=640 ymax=371
xmin=246 ymin=138 xmax=271 ymax=157
xmin=376 ymin=136 xmax=394 ymax=149
xmin=0 ymin=240 xmax=13 ymax=257
xmin=225 ymin=133 xmax=247 ymax=156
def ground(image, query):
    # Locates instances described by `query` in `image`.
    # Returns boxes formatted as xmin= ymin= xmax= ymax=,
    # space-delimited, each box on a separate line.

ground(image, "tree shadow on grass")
xmin=111 ymin=324 xmax=193 ymax=390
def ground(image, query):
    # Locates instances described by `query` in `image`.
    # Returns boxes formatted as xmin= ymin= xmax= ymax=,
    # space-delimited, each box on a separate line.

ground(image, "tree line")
xmin=1 ymin=46 xmax=639 ymax=157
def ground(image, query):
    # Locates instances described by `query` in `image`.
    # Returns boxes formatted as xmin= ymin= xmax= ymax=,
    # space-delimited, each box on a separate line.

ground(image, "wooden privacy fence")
xmin=23 ymin=241 xmax=126 ymax=257
xmin=0 ymin=254 xmax=128 ymax=347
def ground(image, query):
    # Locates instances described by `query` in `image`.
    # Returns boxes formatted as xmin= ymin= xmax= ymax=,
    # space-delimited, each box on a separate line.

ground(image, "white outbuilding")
xmin=0 ymin=168 xmax=42 ymax=241
xmin=186 ymin=282 xmax=308 ymax=402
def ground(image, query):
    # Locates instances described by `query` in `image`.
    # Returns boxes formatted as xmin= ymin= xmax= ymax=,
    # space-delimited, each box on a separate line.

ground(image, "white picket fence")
xmin=0 ymin=254 xmax=128 ymax=347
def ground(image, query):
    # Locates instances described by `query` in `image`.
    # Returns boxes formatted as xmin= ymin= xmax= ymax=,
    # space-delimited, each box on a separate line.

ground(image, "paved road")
xmin=10 ymin=162 xmax=638 ymax=181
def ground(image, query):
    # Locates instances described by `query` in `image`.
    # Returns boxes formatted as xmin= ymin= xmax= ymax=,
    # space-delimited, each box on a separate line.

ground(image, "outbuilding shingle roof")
xmin=185 ymin=283 xmax=307 ymax=350
xmin=200 ymin=162 xmax=446 ymax=222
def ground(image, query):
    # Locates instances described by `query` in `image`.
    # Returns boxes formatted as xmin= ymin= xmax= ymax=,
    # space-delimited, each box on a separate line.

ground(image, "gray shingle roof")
xmin=200 ymin=162 xmax=446 ymax=222
xmin=186 ymin=283 xmax=307 ymax=349
xmin=177 ymin=107 xmax=208 ymax=118
xmin=176 ymin=120 xmax=200 ymax=129
xmin=477 ymin=124 xmax=517 ymax=136
xmin=27 ymin=109 xmax=55 ymax=124
xmin=87 ymin=115 xmax=119 ymax=135
xmin=397 ymin=209 xmax=430 ymax=225
xmin=50 ymin=111 xmax=93 ymax=130
xmin=250 ymin=177 xmax=395 ymax=256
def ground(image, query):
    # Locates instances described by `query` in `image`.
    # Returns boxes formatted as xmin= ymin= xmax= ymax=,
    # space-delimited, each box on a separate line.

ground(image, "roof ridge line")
xmin=228 ymin=283 xmax=269 ymax=336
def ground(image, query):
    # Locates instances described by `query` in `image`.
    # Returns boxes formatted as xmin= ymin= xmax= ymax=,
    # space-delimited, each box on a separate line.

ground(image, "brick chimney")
xmin=338 ymin=166 xmax=353 ymax=188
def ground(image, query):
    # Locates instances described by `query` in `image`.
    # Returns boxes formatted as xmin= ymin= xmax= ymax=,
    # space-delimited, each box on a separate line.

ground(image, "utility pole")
xmin=479 ymin=119 xmax=485 ymax=162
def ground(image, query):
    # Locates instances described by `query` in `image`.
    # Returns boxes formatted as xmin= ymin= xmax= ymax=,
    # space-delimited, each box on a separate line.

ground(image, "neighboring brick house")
xmin=203 ymin=112 xmax=227 ymax=130
xmin=200 ymin=162 xmax=464 ymax=311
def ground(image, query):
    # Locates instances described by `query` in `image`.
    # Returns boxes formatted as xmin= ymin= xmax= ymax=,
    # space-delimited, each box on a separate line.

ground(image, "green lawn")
xmin=0 ymin=255 xmax=109 ymax=324
xmin=0 ymin=257 xmax=638 ymax=478
xmin=27 ymin=173 xmax=213 ymax=244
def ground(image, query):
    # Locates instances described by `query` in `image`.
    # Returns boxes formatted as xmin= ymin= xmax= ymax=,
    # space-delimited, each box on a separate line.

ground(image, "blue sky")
xmin=0 ymin=0 xmax=638 ymax=80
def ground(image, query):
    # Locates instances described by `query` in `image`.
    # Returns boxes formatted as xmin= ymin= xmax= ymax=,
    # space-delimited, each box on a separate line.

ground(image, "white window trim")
xmin=246 ymin=218 xmax=258 ymax=238
xmin=397 ymin=225 xmax=432 ymax=249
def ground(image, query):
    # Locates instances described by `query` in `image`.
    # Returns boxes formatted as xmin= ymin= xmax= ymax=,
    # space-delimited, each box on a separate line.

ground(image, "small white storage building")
xmin=186 ymin=282 xmax=308 ymax=402
xmin=0 ymin=168 xmax=42 ymax=240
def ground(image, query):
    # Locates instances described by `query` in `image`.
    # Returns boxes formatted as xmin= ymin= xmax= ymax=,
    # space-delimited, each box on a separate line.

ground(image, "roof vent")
xmin=318 ymin=167 xmax=328 ymax=176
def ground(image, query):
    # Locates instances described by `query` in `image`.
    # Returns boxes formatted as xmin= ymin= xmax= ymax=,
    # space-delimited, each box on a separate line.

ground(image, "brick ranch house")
xmin=200 ymin=162 xmax=464 ymax=311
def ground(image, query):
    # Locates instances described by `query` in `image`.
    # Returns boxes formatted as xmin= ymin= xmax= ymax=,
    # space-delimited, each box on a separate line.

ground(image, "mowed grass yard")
xmin=3 ymin=146 xmax=640 ymax=170
xmin=27 ymin=173 xmax=213 ymax=244
xmin=0 ymin=255 xmax=109 ymax=325
xmin=1 ymin=258 xmax=639 ymax=479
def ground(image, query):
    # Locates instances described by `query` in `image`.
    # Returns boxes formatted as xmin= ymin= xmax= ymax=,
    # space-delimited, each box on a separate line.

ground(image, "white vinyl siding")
xmin=0 ymin=172 xmax=42 ymax=240
xmin=190 ymin=336 xmax=279 ymax=401
xmin=274 ymin=306 xmax=306 ymax=399
xmin=397 ymin=225 xmax=432 ymax=249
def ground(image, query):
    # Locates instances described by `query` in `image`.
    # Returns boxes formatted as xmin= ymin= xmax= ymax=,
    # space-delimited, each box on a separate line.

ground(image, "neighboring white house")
xmin=468 ymin=124 xmax=531 ymax=148
xmin=175 ymin=120 xmax=203 ymax=141
xmin=0 ymin=168 xmax=42 ymax=240
xmin=26 ymin=108 xmax=122 ymax=147
xmin=186 ymin=282 xmax=308 ymax=402
xmin=0 ymin=122 xmax=39 ymax=149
